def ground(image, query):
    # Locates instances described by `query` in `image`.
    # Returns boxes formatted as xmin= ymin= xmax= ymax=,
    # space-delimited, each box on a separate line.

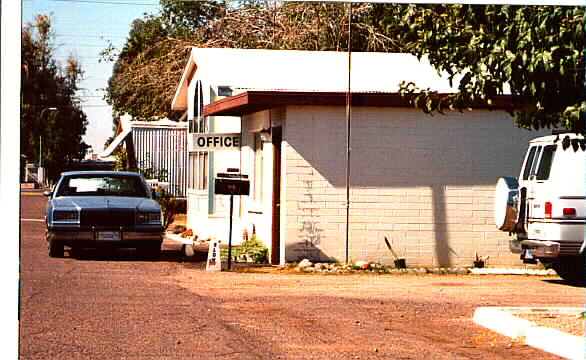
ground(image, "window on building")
xmin=253 ymin=133 xmax=263 ymax=201
xmin=188 ymin=80 xmax=208 ymax=191
xmin=217 ymin=86 xmax=233 ymax=97
xmin=189 ymin=152 xmax=208 ymax=191
xmin=190 ymin=80 xmax=205 ymax=133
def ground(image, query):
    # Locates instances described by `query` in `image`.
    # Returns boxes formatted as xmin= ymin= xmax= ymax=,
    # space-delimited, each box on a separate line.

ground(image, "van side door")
xmin=524 ymin=144 xmax=557 ymax=239
xmin=518 ymin=145 xmax=541 ymax=232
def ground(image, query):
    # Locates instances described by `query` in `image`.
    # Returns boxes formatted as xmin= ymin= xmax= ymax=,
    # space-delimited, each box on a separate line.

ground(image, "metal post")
xmin=38 ymin=107 xmax=57 ymax=170
xmin=39 ymin=136 xmax=42 ymax=168
xmin=345 ymin=3 xmax=352 ymax=264
xmin=228 ymin=194 xmax=234 ymax=270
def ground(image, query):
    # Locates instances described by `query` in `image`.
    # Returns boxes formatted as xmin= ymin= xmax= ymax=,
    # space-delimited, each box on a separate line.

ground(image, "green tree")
xmin=383 ymin=5 xmax=585 ymax=133
xmin=103 ymin=1 xmax=400 ymax=126
xmin=21 ymin=14 xmax=89 ymax=182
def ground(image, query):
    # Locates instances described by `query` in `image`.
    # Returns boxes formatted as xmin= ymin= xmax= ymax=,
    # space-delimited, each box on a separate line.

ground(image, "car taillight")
xmin=563 ymin=208 xmax=576 ymax=217
xmin=545 ymin=202 xmax=552 ymax=219
xmin=53 ymin=210 xmax=80 ymax=222
xmin=136 ymin=212 xmax=162 ymax=225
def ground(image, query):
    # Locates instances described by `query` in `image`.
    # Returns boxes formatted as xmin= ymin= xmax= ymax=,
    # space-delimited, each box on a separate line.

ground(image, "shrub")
xmin=239 ymin=234 xmax=269 ymax=264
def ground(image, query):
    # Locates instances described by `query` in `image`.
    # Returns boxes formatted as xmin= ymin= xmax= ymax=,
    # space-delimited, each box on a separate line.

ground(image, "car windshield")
xmin=56 ymin=175 xmax=148 ymax=198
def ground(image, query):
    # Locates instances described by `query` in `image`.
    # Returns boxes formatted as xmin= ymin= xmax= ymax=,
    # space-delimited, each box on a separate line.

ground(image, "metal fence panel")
xmin=132 ymin=126 xmax=188 ymax=198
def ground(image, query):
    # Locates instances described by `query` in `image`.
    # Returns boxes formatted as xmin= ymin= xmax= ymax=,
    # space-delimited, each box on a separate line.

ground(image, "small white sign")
xmin=188 ymin=133 xmax=241 ymax=152
xmin=206 ymin=240 xmax=222 ymax=271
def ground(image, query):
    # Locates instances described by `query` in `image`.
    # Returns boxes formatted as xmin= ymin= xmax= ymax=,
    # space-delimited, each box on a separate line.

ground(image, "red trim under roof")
xmin=203 ymin=90 xmax=516 ymax=117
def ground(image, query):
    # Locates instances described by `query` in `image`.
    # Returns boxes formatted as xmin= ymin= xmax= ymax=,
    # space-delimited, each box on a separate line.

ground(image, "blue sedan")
xmin=44 ymin=171 xmax=164 ymax=258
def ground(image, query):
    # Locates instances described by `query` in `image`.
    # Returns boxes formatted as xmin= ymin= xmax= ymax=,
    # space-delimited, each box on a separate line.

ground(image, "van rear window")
xmin=536 ymin=145 xmax=556 ymax=180
xmin=522 ymin=147 xmax=538 ymax=180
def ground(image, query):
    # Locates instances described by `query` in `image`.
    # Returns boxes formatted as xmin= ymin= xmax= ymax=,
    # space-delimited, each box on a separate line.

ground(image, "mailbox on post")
xmin=214 ymin=173 xmax=249 ymax=196
xmin=214 ymin=172 xmax=249 ymax=270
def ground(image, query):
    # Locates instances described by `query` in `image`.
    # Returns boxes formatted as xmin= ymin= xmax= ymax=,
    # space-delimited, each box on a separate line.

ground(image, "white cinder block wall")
xmin=282 ymin=105 xmax=547 ymax=267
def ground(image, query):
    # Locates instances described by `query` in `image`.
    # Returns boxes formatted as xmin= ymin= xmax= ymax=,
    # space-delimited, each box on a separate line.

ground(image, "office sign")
xmin=188 ymin=133 xmax=241 ymax=152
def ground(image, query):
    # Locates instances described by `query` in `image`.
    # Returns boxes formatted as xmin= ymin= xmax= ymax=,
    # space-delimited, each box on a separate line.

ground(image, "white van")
xmin=494 ymin=132 xmax=585 ymax=284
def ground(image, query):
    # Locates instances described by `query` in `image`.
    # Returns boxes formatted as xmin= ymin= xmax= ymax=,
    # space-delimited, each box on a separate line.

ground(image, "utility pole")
xmin=38 ymin=107 xmax=57 ymax=166
xmin=38 ymin=107 xmax=57 ymax=185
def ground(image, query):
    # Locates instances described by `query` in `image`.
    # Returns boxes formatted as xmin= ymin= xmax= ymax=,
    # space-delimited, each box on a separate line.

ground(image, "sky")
xmin=22 ymin=0 xmax=164 ymax=155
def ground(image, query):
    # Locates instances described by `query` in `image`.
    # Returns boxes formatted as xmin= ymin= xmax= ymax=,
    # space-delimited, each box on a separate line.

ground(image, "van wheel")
xmin=551 ymin=256 xmax=585 ymax=285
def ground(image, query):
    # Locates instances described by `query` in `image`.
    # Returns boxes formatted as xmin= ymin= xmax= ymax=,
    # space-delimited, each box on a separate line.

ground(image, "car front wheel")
xmin=48 ymin=239 xmax=64 ymax=258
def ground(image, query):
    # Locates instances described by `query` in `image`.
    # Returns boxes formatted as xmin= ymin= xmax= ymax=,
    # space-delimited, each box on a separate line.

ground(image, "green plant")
xmin=156 ymin=188 xmax=180 ymax=229
xmin=138 ymin=154 xmax=168 ymax=181
xmin=239 ymin=234 xmax=269 ymax=264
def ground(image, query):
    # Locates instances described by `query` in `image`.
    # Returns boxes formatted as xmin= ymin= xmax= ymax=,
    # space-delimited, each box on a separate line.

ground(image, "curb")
xmin=474 ymin=307 xmax=584 ymax=360
xmin=468 ymin=268 xmax=556 ymax=276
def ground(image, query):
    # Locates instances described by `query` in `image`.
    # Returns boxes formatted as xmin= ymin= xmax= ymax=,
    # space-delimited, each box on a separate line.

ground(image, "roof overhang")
xmin=171 ymin=50 xmax=197 ymax=111
xmin=98 ymin=115 xmax=133 ymax=158
xmin=203 ymin=91 xmax=516 ymax=117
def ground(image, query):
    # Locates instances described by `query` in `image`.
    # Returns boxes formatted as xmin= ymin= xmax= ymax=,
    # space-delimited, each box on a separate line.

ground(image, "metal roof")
xmin=171 ymin=48 xmax=474 ymax=112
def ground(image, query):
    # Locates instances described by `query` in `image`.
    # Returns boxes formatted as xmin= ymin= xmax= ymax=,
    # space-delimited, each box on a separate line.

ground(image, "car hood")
xmin=51 ymin=196 xmax=160 ymax=212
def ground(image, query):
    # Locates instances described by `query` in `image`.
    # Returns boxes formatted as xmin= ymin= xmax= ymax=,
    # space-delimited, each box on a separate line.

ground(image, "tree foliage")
xmin=21 ymin=14 xmax=89 ymax=181
xmin=384 ymin=5 xmax=585 ymax=133
xmin=106 ymin=3 xmax=583 ymax=134
xmin=104 ymin=1 xmax=400 ymax=123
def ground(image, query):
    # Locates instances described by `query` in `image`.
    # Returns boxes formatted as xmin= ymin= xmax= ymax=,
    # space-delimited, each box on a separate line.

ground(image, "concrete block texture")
xmin=281 ymin=106 xmax=548 ymax=266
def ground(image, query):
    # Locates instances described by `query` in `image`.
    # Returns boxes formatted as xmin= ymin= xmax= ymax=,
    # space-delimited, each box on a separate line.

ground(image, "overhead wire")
xmin=49 ymin=0 xmax=160 ymax=5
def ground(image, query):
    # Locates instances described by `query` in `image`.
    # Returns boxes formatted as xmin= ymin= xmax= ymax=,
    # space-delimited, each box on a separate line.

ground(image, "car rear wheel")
xmin=551 ymin=256 xmax=586 ymax=285
xmin=48 ymin=239 xmax=64 ymax=258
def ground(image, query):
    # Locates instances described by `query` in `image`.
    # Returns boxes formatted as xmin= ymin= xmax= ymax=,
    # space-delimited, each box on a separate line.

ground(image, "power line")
xmin=55 ymin=34 xmax=127 ymax=39
xmin=56 ymin=43 xmax=113 ymax=48
xmin=50 ymin=0 xmax=161 ymax=5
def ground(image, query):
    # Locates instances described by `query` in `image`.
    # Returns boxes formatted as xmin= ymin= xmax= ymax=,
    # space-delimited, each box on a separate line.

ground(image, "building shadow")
xmin=285 ymin=241 xmax=338 ymax=263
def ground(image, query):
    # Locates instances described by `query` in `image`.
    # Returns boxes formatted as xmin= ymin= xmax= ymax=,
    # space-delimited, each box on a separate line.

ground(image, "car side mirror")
xmin=43 ymin=190 xmax=53 ymax=197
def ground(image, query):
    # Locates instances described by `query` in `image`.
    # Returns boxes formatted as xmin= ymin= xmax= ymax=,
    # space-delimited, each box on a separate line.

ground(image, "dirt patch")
xmin=173 ymin=267 xmax=583 ymax=359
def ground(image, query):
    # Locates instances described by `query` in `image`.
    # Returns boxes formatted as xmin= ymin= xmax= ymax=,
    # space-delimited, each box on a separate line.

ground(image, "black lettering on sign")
xmin=233 ymin=137 xmax=240 ymax=147
xmin=207 ymin=137 xmax=213 ymax=147
xmin=225 ymin=137 xmax=232 ymax=147
xmin=197 ymin=137 xmax=206 ymax=147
